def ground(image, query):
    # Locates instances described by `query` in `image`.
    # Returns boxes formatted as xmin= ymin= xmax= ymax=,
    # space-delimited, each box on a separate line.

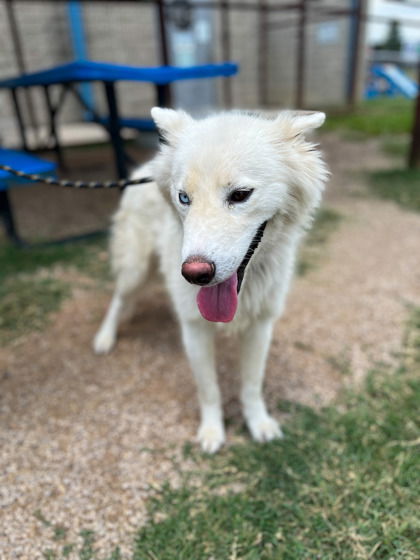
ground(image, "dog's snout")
xmin=181 ymin=257 xmax=216 ymax=286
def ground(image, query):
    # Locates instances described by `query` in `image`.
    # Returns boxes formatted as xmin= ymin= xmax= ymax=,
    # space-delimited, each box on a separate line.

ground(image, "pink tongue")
xmin=196 ymin=273 xmax=238 ymax=322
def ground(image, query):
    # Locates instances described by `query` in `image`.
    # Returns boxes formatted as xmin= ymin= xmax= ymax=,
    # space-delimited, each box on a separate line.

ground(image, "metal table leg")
xmin=0 ymin=189 xmax=24 ymax=245
xmin=157 ymin=83 xmax=172 ymax=107
xmin=10 ymin=88 xmax=29 ymax=152
xmin=103 ymin=81 xmax=127 ymax=179
xmin=43 ymin=85 xmax=66 ymax=170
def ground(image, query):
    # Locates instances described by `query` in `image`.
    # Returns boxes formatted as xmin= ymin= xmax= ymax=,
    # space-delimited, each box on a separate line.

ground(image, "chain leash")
xmin=0 ymin=164 xmax=154 ymax=190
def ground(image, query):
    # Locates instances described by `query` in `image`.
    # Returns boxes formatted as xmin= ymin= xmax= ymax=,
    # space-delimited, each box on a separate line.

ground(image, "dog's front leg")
xmin=239 ymin=318 xmax=283 ymax=442
xmin=181 ymin=320 xmax=224 ymax=453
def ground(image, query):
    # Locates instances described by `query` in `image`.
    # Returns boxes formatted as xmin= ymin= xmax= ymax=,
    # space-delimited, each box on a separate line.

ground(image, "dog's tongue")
xmin=196 ymin=273 xmax=238 ymax=322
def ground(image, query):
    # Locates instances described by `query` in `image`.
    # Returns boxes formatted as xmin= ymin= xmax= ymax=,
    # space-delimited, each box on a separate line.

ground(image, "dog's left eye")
xmin=179 ymin=191 xmax=191 ymax=205
xmin=228 ymin=189 xmax=254 ymax=204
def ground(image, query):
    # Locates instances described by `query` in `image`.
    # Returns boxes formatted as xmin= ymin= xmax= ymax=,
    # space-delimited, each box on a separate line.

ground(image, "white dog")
xmin=94 ymin=108 xmax=328 ymax=453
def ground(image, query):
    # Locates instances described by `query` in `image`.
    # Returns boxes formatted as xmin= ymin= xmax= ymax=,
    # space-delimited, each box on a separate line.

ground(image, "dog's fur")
xmin=94 ymin=108 xmax=328 ymax=452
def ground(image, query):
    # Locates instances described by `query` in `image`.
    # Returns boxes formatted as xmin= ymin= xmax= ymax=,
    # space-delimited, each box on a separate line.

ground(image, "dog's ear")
xmin=151 ymin=107 xmax=193 ymax=145
xmin=275 ymin=110 xmax=326 ymax=138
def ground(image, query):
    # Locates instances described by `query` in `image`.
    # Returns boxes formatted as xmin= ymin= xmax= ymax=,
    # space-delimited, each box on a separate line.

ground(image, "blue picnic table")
xmin=0 ymin=60 xmax=238 ymax=178
xmin=0 ymin=148 xmax=56 ymax=244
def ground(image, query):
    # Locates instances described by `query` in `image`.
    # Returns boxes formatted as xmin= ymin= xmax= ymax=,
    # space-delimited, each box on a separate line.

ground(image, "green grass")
xmin=131 ymin=309 xmax=420 ymax=560
xmin=298 ymin=208 xmax=342 ymax=275
xmin=35 ymin=307 xmax=420 ymax=559
xmin=324 ymin=98 xmax=414 ymax=137
xmin=368 ymin=168 xmax=420 ymax=213
xmin=0 ymin=235 xmax=108 ymax=283
xmin=0 ymin=276 xmax=69 ymax=342
xmin=0 ymin=236 xmax=109 ymax=343
xmin=381 ymin=135 xmax=410 ymax=159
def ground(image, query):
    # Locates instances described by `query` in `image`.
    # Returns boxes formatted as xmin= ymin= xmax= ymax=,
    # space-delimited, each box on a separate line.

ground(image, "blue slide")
xmin=366 ymin=64 xmax=418 ymax=99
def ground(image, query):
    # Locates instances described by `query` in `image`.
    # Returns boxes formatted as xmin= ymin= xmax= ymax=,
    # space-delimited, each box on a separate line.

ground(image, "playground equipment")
xmin=366 ymin=63 xmax=419 ymax=100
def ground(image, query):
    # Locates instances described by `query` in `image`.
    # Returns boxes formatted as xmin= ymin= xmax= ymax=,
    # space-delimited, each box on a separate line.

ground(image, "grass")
xmin=0 ymin=234 xmax=108 ymax=283
xmin=323 ymin=97 xmax=414 ymax=138
xmin=131 ymin=307 xmax=420 ymax=560
xmin=322 ymin=97 xmax=420 ymax=216
xmin=35 ymin=306 xmax=420 ymax=559
xmin=0 ymin=236 xmax=109 ymax=343
xmin=368 ymin=168 xmax=420 ymax=213
xmin=381 ymin=135 xmax=410 ymax=159
xmin=298 ymin=207 xmax=342 ymax=275
xmin=0 ymin=276 xmax=69 ymax=342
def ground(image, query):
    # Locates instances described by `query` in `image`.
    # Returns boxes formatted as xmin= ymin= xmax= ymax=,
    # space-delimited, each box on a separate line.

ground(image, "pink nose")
xmin=181 ymin=257 xmax=216 ymax=285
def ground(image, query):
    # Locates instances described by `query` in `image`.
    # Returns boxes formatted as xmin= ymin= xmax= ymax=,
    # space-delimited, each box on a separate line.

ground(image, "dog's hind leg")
xmin=239 ymin=318 xmax=283 ymax=442
xmin=93 ymin=288 xmax=139 ymax=355
xmin=180 ymin=319 xmax=225 ymax=453
xmin=93 ymin=204 xmax=154 ymax=355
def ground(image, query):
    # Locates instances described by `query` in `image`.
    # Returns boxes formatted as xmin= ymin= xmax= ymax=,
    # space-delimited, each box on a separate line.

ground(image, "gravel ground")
xmin=1 ymin=134 xmax=420 ymax=558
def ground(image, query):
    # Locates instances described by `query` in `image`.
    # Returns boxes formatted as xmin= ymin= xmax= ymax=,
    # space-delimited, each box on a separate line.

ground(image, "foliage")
xmin=374 ymin=20 xmax=402 ymax=52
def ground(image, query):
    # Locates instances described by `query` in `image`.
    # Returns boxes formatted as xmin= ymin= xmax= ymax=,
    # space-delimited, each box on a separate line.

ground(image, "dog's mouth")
xmin=196 ymin=221 xmax=268 ymax=323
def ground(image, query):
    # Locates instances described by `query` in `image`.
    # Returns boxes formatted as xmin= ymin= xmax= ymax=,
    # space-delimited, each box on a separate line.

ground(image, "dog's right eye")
xmin=179 ymin=191 xmax=191 ymax=205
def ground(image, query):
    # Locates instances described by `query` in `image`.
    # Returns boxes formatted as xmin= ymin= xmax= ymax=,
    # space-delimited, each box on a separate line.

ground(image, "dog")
xmin=93 ymin=108 xmax=328 ymax=453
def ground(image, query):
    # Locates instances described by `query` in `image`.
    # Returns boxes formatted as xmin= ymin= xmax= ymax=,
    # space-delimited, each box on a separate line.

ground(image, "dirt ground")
xmin=1 ymin=134 xmax=420 ymax=558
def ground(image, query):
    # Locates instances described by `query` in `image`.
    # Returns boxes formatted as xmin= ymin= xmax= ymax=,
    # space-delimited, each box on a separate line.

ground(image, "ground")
xmin=1 ymin=132 xmax=420 ymax=558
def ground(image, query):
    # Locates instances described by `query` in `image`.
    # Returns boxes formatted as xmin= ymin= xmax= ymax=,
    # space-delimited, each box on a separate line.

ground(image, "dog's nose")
xmin=181 ymin=257 xmax=216 ymax=285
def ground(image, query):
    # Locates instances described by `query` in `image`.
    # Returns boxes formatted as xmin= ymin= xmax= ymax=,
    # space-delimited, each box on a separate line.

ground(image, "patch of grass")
xmin=381 ymin=135 xmax=410 ymax=159
xmin=36 ymin=519 xmax=122 ymax=560
xmin=0 ymin=235 xmax=109 ymax=283
xmin=368 ymin=168 xmax=420 ymax=213
xmin=35 ymin=308 xmax=420 ymax=559
xmin=0 ymin=276 xmax=69 ymax=343
xmin=324 ymin=98 xmax=413 ymax=137
xmin=298 ymin=207 xmax=342 ymax=275
xmin=0 ymin=235 xmax=110 ymax=342
xmin=131 ymin=308 xmax=420 ymax=560
xmin=326 ymin=349 xmax=352 ymax=377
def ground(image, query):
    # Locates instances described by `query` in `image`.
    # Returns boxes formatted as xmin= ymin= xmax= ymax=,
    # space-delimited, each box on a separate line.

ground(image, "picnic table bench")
xmin=0 ymin=148 xmax=56 ymax=245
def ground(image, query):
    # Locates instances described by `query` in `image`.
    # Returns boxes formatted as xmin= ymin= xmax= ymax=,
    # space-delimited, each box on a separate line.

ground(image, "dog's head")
xmin=151 ymin=108 xmax=328 ymax=322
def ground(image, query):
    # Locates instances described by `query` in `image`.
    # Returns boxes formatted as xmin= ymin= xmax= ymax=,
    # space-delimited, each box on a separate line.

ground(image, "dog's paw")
xmin=93 ymin=329 xmax=116 ymax=355
xmin=248 ymin=414 xmax=283 ymax=443
xmin=197 ymin=422 xmax=225 ymax=454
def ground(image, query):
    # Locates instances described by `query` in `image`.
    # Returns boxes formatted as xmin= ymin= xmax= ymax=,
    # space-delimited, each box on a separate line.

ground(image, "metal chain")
xmin=0 ymin=164 xmax=154 ymax=190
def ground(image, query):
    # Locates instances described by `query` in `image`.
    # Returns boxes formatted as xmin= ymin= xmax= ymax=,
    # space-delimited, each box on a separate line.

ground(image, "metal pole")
xmin=5 ymin=0 xmax=40 ymax=146
xmin=10 ymin=88 xmax=29 ymax=151
xmin=156 ymin=0 xmax=171 ymax=65
xmin=67 ymin=0 xmax=94 ymax=116
xmin=0 ymin=190 xmax=23 ymax=245
xmin=43 ymin=85 xmax=66 ymax=170
xmin=104 ymin=82 xmax=127 ymax=179
xmin=220 ymin=0 xmax=232 ymax=107
xmin=156 ymin=0 xmax=172 ymax=106
xmin=348 ymin=0 xmax=366 ymax=107
xmin=408 ymin=62 xmax=420 ymax=169
xmin=296 ymin=0 xmax=307 ymax=109
xmin=258 ymin=0 xmax=268 ymax=107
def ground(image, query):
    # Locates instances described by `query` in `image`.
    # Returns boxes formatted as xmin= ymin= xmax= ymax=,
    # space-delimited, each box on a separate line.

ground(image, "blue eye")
xmin=179 ymin=191 xmax=191 ymax=205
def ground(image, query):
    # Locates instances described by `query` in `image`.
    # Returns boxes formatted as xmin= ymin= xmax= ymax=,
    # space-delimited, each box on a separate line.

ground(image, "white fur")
xmin=94 ymin=108 xmax=328 ymax=452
